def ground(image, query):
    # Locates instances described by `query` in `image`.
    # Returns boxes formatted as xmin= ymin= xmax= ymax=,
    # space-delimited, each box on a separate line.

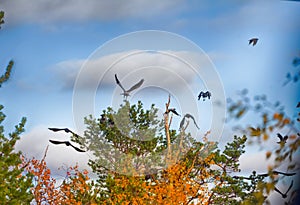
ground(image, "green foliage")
xmin=0 ymin=11 xmax=4 ymax=28
xmin=0 ymin=73 xmax=34 ymax=204
xmin=0 ymin=60 xmax=14 ymax=87
xmin=0 ymin=13 xmax=34 ymax=203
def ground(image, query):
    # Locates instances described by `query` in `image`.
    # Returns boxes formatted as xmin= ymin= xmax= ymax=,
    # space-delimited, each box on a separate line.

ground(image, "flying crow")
xmin=274 ymin=180 xmax=293 ymax=199
xmin=248 ymin=38 xmax=258 ymax=46
xmin=179 ymin=113 xmax=200 ymax=130
xmin=115 ymin=74 xmax=144 ymax=99
xmin=277 ymin=133 xmax=288 ymax=144
xmin=165 ymin=108 xmax=180 ymax=116
xmin=49 ymin=140 xmax=86 ymax=152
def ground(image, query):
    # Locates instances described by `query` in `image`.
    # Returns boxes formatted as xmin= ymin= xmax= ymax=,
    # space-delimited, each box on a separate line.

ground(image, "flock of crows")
xmin=49 ymin=37 xmax=260 ymax=149
xmin=47 ymin=37 xmax=297 ymax=200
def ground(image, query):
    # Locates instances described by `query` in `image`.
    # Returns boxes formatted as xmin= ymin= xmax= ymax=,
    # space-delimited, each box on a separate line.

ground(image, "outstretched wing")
xmin=277 ymin=133 xmax=283 ymax=141
xmin=115 ymin=74 xmax=126 ymax=92
xmin=70 ymin=143 xmax=86 ymax=152
xmin=169 ymin=108 xmax=180 ymax=116
xmin=252 ymin=38 xmax=258 ymax=46
xmin=198 ymin=91 xmax=203 ymax=100
xmin=127 ymin=79 xmax=144 ymax=93
xmin=285 ymin=180 xmax=293 ymax=194
xmin=273 ymin=171 xmax=296 ymax=176
xmin=179 ymin=117 xmax=185 ymax=130
xmin=185 ymin=113 xmax=200 ymax=129
xmin=49 ymin=128 xmax=64 ymax=132
xmin=274 ymin=187 xmax=284 ymax=196
xmin=49 ymin=139 xmax=67 ymax=145
xmin=48 ymin=127 xmax=72 ymax=133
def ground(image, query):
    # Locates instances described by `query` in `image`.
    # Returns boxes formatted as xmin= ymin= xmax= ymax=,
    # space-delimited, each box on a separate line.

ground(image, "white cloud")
xmin=52 ymin=50 xmax=218 ymax=91
xmin=1 ymin=0 xmax=185 ymax=25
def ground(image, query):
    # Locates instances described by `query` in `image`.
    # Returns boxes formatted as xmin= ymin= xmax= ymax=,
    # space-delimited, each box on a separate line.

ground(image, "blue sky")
xmin=0 ymin=0 xmax=300 ymax=201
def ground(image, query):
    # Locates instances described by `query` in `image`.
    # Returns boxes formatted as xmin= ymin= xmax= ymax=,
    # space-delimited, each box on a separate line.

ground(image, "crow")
xmin=277 ymin=133 xmax=288 ymax=144
xmin=258 ymin=170 xmax=296 ymax=177
xmin=198 ymin=91 xmax=211 ymax=101
xmin=48 ymin=127 xmax=74 ymax=134
xmin=248 ymin=38 xmax=258 ymax=46
xmin=49 ymin=140 xmax=86 ymax=152
xmin=115 ymin=74 xmax=144 ymax=99
xmin=274 ymin=180 xmax=293 ymax=199
xmin=165 ymin=108 xmax=180 ymax=116
xmin=48 ymin=127 xmax=81 ymax=139
xmin=179 ymin=113 xmax=200 ymax=130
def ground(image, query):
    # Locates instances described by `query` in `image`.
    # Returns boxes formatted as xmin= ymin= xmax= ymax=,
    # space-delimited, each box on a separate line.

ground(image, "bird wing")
xmin=185 ymin=114 xmax=200 ymax=129
xmin=179 ymin=117 xmax=185 ymax=130
xmin=49 ymin=139 xmax=67 ymax=145
xmin=286 ymin=180 xmax=293 ymax=194
xmin=48 ymin=128 xmax=63 ymax=132
xmin=273 ymin=171 xmax=296 ymax=176
xmin=198 ymin=91 xmax=203 ymax=100
xmin=277 ymin=133 xmax=283 ymax=141
xmin=248 ymin=39 xmax=253 ymax=45
xmin=297 ymin=102 xmax=300 ymax=108
xmin=115 ymin=74 xmax=126 ymax=92
xmin=207 ymin=91 xmax=211 ymax=98
xmin=70 ymin=143 xmax=86 ymax=152
xmin=283 ymin=135 xmax=288 ymax=141
xmin=169 ymin=109 xmax=180 ymax=116
xmin=127 ymin=79 xmax=144 ymax=93
xmin=274 ymin=187 xmax=284 ymax=196
xmin=253 ymin=39 xmax=258 ymax=46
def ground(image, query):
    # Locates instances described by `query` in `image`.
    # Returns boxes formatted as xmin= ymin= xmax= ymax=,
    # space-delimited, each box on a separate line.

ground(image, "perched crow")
xmin=165 ymin=108 xmax=180 ymax=116
xmin=49 ymin=140 xmax=86 ymax=152
xmin=179 ymin=113 xmax=200 ymax=130
xmin=115 ymin=74 xmax=144 ymax=99
xmin=248 ymin=38 xmax=259 ymax=46
xmin=274 ymin=180 xmax=293 ymax=199
xmin=277 ymin=133 xmax=288 ymax=144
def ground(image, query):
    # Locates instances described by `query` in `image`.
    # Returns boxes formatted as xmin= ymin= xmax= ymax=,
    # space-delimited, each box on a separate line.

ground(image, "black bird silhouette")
xmin=49 ymin=140 xmax=86 ymax=152
xmin=274 ymin=180 xmax=293 ymax=199
xmin=115 ymin=74 xmax=144 ymax=99
xmin=277 ymin=133 xmax=288 ymax=144
xmin=179 ymin=113 xmax=200 ymax=130
xmin=258 ymin=170 xmax=296 ymax=177
xmin=48 ymin=127 xmax=80 ymax=139
xmin=48 ymin=127 xmax=73 ymax=134
xmin=297 ymin=102 xmax=300 ymax=108
xmin=248 ymin=38 xmax=258 ymax=46
xmin=165 ymin=108 xmax=180 ymax=116
xmin=198 ymin=91 xmax=211 ymax=101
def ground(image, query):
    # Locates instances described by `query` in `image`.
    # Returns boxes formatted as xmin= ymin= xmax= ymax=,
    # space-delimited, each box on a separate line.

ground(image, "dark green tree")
xmin=0 ymin=11 xmax=34 ymax=204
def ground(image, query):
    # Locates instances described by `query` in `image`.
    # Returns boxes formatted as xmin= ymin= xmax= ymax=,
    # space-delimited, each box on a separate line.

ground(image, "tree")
xmin=0 ymin=11 xmax=34 ymax=204
xmin=21 ymin=145 xmax=96 ymax=205
xmin=68 ymin=84 xmax=299 ymax=205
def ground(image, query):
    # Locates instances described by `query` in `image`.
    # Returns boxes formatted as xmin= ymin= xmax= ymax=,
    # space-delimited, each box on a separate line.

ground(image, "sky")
xmin=0 ymin=0 xmax=300 ymax=203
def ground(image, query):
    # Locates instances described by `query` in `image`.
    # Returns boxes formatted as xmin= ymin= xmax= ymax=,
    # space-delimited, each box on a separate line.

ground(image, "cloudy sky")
xmin=0 ymin=0 xmax=300 ymax=202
